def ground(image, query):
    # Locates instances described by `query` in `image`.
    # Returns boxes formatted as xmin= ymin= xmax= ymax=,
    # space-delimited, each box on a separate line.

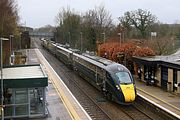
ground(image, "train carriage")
xmin=41 ymin=39 xmax=56 ymax=55
xmin=56 ymin=45 xmax=73 ymax=66
xmin=73 ymin=53 xmax=106 ymax=90
xmin=48 ymin=42 xmax=56 ymax=55
xmin=73 ymin=53 xmax=136 ymax=104
xmin=41 ymin=40 xmax=137 ymax=104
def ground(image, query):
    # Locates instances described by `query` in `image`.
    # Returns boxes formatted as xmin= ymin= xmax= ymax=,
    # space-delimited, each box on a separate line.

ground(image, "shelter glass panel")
xmin=29 ymin=88 xmax=44 ymax=115
xmin=15 ymin=104 xmax=28 ymax=116
xmin=15 ymin=89 xmax=28 ymax=104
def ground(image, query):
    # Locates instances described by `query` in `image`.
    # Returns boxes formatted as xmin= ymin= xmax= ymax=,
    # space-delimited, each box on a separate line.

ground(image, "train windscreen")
xmin=115 ymin=72 xmax=132 ymax=84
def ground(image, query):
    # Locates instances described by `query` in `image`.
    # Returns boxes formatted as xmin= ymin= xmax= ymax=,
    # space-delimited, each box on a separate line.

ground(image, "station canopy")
xmin=0 ymin=64 xmax=48 ymax=88
xmin=133 ymin=50 xmax=180 ymax=70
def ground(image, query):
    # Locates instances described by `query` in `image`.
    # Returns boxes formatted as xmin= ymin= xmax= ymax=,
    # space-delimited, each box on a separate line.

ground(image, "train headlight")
xmin=116 ymin=85 xmax=120 ymax=90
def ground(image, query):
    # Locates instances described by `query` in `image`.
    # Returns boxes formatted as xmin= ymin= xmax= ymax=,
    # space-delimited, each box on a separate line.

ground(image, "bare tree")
xmin=55 ymin=5 xmax=114 ymax=51
xmin=118 ymin=11 xmax=132 ymax=38
xmin=131 ymin=9 xmax=157 ymax=38
xmin=34 ymin=25 xmax=55 ymax=33
xmin=55 ymin=7 xmax=81 ymax=46
xmin=119 ymin=9 xmax=157 ymax=39
xmin=82 ymin=5 xmax=114 ymax=51
xmin=0 ymin=0 xmax=19 ymax=37
xmin=144 ymin=36 xmax=174 ymax=55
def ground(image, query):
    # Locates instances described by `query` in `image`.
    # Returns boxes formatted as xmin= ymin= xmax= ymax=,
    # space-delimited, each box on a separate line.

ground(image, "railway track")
xmin=66 ymin=71 xmax=111 ymax=120
xmin=119 ymin=104 xmax=153 ymax=120
xmin=35 ymin=40 xmax=111 ymax=120
xmin=137 ymin=88 xmax=180 ymax=115
xmin=33 ymin=38 xmax=164 ymax=120
xmin=60 ymin=66 xmax=111 ymax=120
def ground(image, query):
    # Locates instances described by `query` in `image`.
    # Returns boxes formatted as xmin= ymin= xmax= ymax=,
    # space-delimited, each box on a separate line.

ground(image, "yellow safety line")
xmin=137 ymin=87 xmax=180 ymax=111
xmin=50 ymin=78 xmax=75 ymax=120
xmin=51 ymin=71 xmax=82 ymax=120
xmin=35 ymin=49 xmax=82 ymax=120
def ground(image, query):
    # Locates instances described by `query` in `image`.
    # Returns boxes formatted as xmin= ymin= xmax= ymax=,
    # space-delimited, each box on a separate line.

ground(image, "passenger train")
xmin=41 ymin=39 xmax=137 ymax=104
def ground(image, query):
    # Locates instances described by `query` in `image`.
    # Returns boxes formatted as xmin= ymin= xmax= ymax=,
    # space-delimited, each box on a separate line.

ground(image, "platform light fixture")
xmin=9 ymin=35 xmax=14 ymax=65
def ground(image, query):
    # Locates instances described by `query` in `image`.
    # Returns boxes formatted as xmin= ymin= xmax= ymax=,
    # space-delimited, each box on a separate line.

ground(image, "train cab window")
xmin=115 ymin=72 xmax=132 ymax=84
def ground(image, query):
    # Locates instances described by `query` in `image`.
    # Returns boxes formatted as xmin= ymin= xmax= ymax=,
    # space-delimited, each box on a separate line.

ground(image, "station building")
xmin=133 ymin=50 xmax=180 ymax=94
xmin=0 ymin=64 xmax=48 ymax=119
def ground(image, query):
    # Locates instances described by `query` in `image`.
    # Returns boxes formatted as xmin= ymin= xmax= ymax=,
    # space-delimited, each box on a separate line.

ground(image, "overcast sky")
xmin=17 ymin=0 xmax=180 ymax=28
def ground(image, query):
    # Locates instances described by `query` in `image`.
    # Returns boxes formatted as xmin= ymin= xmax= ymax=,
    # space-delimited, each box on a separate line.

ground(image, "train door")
xmin=106 ymin=72 xmax=114 ymax=89
xmin=69 ymin=53 xmax=73 ymax=67
xmin=161 ymin=66 xmax=168 ymax=91
xmin=105 ymin=72 xmax=116 ymax=100
xmin=95 ymin=67 xmax=104 ymax=84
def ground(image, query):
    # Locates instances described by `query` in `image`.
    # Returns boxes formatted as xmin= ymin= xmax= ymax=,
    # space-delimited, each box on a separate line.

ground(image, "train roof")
xmin=53 ymin=43 xmax=73 ymax=54
xmin=73 ymin=52 xmax=107 ymax=69
xmin=52 ymin=43 xmax=79 ymax=54
xmin=49 ymin=41 xmax=129 ymax=73
xmin=74 ymin=53 xmax=128 ymax=72
xmin=82 ymin=53 xmax=114 ymax=66
xmin=82 ymin=53 xmax=129 ymax=72
xmin=69 ymin=48 xmax=81 ymax=54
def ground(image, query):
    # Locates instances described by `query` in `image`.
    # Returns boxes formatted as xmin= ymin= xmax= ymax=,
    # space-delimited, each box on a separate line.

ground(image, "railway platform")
xmin=25 ymin=49 xmax=91 ymax=120
xmin=21 ymin=47 xmax=180 ymax=119
xmin=135 ymin=76 xmax=180 ymax=118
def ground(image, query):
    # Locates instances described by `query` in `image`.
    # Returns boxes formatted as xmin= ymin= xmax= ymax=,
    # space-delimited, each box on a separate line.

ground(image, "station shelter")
xmin=133 ymin=51 xmax=180 ymax=94
xmin=0 ymin=64 xmax=48 ymax=119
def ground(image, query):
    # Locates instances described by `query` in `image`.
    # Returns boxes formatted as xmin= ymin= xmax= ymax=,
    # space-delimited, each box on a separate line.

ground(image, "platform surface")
xmin=26 ymin=49 xmax=72 ymax=120
xmin=26 ymin=49 xmax=91 ymax=120
xmin=135 ymin=77 xmax=180 ymax=117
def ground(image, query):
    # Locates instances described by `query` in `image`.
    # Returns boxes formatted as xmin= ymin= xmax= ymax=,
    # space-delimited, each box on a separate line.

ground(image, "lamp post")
xmin=68 ymin=32 xmax=70 ymax=46
xmin=118 ymin=33 xmax=122 ymax=47
xmin=0 ymin=37 xmax=9 ymax=120
xmin=20 ymin=32 xmax=22 ymax=50
xmin=101 ymin=32 xmax=105 ymax=44
xmin=9 ymin=35 xmax=14 ymax=65
xmin=80 ymin=32 xmax=83 ymax=52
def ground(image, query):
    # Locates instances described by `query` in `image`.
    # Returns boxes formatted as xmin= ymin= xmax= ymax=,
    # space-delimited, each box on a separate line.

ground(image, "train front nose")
xmin=120 ymin=84 xmax=136 ymax=102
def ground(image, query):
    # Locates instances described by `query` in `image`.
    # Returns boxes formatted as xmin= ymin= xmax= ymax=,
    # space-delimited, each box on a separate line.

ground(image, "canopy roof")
xmin=1 ymin=64 xmax=48 ymax=88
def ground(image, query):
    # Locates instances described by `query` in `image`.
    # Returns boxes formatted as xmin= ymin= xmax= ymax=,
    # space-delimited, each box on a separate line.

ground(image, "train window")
xmin=115 ymin=72 xmax=132 ymax=84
